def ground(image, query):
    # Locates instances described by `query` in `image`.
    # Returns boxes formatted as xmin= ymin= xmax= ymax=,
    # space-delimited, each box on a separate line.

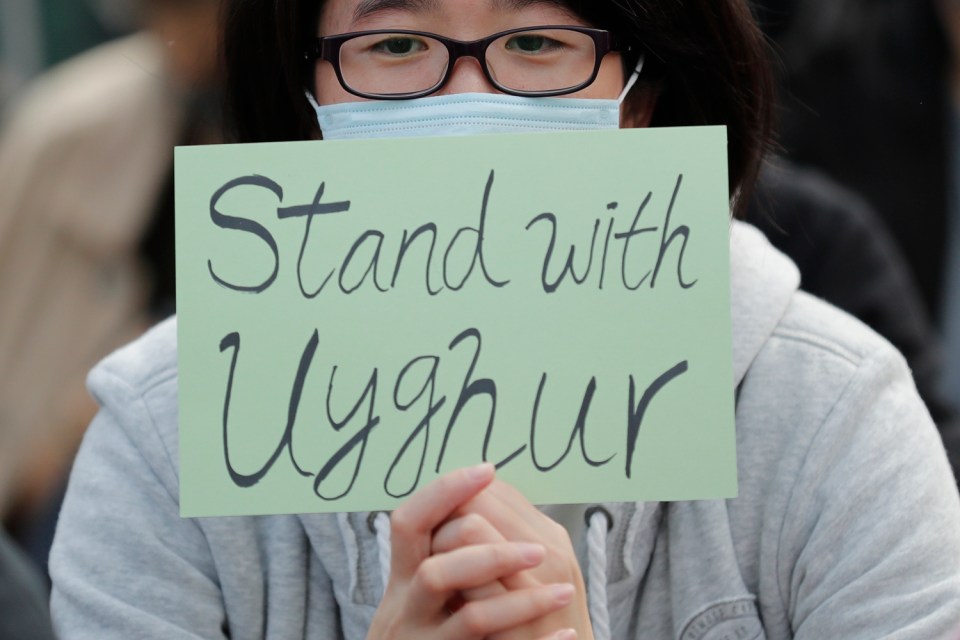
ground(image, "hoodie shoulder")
xmin=85 ymin=316 xmax=180 ymax=481
xmin=729 ymin=220 xmax=908 ymax=383
xmin=776 ymin=289 xmax=899 ymax=369
xmin=89 ymin=316 xmax=178 ymax=395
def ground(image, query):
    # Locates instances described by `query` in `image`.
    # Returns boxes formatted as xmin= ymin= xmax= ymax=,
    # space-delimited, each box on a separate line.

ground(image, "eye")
xmin=504 ymin=34 xmax=563 ymax=54
xmin=371 ymin=36 xmax=428 ymax=56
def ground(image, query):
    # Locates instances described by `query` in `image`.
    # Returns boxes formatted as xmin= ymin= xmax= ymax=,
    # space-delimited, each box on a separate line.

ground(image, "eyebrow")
xmin=353 ymin=0 xmax=440 ymax=22
xmin=353 ymin=0 xmax=571 ymax=23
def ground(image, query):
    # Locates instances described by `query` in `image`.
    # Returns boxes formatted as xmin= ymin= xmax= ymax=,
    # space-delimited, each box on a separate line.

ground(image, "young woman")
xmin=49 ymin=0 xmax=960 ymax=638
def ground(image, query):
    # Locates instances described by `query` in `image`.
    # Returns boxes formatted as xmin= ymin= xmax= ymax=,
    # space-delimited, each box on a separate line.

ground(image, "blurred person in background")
xmin=0 ymin=60 xmax=11 ymax=107
xmin=744 ymin=0 xmax=960 ymax=478
xmin=746 ymin=160 xmax=960 ymax=478
xmin=0 ymin=0 xmax=126 ymax=111
xmin=934 ymin=0 xmax=960 ymax=434
xmin=0 ymin=0 xmax=222 ymax=573
xmin=736 ymin=0 xmax=960 ymax=477
xmin=755 ymin=0 xmax=960 ymax=395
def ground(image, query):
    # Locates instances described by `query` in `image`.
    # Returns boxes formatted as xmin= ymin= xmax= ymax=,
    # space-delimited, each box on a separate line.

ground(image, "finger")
xmin=452 ymin=487 xmax=549 ymax=592
xmin=409 ymin=542 xmax=545 ymax=614
xmin=442 ymin=583 xmax=576 ymax=639
xmin=462 ymin=480 xmax=568 ymax=550
xmin=389 ymin=463 xmax=495 ymax=578
xmin=488 ymin=477 xmax=538 ymax=508
xmin=433 ymin=512 xmax=506 ymax=553
xmin=485 ymin=480 xmax=553 ymax=533
xmin=433 ymin=513 xmax=510 ymax=599
xmin=457 ymin=485 xmax=541 ymax=544
xmin=433 ymin=513 xmax=538 ymax=598
xmin=433 ymin=514 xmax=513 ymax=602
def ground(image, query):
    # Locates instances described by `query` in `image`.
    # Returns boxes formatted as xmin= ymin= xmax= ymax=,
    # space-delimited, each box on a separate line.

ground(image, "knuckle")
xmin=542 ymin=543 xmax=576 ymax=581
xmin=460 ymin=514 xmax=488 ymax=543
xmin=432 ymin=528 xmax=455 ymax=554
xmin=546 ymin=518 xmax=568 ymax=540
xmin=389 ymin=508 xmax=414 ymax=537
xmin=414 ymin=558 xmax=447 ymax=594
xmin=548 ymin=526 xmax=574 ymax=553
xmin=546 ymin=541 xmax=566 ymax=559
xmin=458 ymin=602 xmax=489 ymax=635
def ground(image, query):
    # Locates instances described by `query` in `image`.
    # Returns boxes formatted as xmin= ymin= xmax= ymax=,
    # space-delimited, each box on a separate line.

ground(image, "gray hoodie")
xmin=50 ymin=222 xmax=960 ymax=639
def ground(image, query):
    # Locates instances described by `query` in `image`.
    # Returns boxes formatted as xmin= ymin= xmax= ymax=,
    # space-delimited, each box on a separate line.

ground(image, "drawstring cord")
xmin=586 ymin=507 xmax=613 ymax=640
xmin=369 ymin=506 xmax=613 ymax=640
xmin=370 ymin=511 xmax=392 ymax=595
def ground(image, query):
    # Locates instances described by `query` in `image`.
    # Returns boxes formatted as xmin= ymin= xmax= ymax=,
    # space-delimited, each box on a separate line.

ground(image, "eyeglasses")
xmin=305 ymin=26 xmax=627 ymax=100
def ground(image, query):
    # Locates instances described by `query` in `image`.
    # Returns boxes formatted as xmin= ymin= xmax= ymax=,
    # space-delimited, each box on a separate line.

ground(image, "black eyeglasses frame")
xmin=304 ymin=25 xmax=627 ymax=100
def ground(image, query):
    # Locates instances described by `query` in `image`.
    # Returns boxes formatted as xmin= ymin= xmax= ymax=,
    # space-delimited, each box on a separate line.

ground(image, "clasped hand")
xmin=366 ymin=464 xmax=593 ymax=640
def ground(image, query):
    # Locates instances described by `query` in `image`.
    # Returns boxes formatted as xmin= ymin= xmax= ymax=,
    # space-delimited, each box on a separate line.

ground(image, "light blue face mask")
xmin=308 ymin=55 xmax=644 ymax=140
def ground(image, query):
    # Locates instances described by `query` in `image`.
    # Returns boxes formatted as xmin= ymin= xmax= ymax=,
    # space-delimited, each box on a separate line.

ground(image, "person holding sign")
xmin=49 ymin=0 xmax=960 ymax=639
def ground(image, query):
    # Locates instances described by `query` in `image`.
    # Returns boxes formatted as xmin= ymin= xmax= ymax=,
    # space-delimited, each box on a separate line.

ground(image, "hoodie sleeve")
xmin=49 ymin=366 xmax=229 ymax=639
xmin=779 ymin=343 xmax=960 ymax=639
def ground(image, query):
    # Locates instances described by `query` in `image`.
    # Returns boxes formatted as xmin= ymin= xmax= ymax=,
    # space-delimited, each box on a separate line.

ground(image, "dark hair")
xmin=222 ymin=0 xmax=774 ymax=214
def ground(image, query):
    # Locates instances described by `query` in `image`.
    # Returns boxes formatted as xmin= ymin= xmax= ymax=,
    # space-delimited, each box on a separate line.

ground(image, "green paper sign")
xmin=175 ymin=126 xmax=736 ymax=517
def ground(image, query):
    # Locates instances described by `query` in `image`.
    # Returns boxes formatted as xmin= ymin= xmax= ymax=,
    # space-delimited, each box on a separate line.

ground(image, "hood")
xmin=729 ymin=220 xmax=801 ymax=387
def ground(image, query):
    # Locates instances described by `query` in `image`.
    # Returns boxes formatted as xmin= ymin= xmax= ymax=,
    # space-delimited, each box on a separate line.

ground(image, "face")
xmin=313 ymin=0 xmax=653 ymax=127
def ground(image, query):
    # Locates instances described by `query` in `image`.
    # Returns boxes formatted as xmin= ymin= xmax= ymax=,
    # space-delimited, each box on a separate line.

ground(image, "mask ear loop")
xmin=305 ymin=89 xmax=322 ymax=111
xmin=617 ymin=53 xmax=645 ymax=104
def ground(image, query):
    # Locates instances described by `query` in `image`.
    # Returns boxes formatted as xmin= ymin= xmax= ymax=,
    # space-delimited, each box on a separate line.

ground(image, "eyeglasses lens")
xmin=339 ymin=33 xmax=449 ymax=96
xmin=337 ymin=29 xmax=598 ymax=97
xmin=487 ymin=29 xmax=597 ymax=94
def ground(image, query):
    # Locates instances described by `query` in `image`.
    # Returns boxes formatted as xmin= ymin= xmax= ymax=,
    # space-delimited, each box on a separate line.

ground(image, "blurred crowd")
xmin=2 ymin=0 xmax=960 ymax=635
xmin=1 ymin=1 xmax=221 ymax=634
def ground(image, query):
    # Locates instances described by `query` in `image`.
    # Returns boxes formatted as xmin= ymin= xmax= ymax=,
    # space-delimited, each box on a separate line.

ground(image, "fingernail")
xmin=518 ymin=543 xmax=545 ymax=565
xmin=466 ymin=462 xmax=494 ymax=482
xmin=555 ymin=629 xmax=577 ymax=640
xmin=551 ymin=583 xmax=575 ymax=605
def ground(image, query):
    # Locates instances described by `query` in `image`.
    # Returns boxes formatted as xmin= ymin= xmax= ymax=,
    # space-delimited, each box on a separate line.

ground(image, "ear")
xmin=620 ymin=85 xmax=660 ymax=129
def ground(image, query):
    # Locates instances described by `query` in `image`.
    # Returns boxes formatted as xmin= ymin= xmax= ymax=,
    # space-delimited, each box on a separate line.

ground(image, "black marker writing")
xmin=286 ymin=182 xmax=352 ymax=298
xmin=443 ymin=170 xmax=511 ymax=291
xmin=208 ymin=176 xmax=283 ymax=293
xmin=651 ymin=175 xmax=697 ymax=289
xmin=625 ymin=361 xmax=689 ymax=479
xmin=385 ymin=356 xmax=445 ymax=498
xmin=314 ymin=366 xmax=380 ymax=501
xmin=525 ymin=173 xmax=696 ymax=292
xmin=219 ymin=330 xmax=315 ymax=487
xmin=529 ymin=375 xmax=614 ymax=471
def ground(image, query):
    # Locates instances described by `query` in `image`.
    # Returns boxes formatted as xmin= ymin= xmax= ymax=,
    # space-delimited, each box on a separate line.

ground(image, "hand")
xmin=432 ymin=480 xmax=594 ymax=640
xmin=367 ymin=464 xmax=578 ymax=640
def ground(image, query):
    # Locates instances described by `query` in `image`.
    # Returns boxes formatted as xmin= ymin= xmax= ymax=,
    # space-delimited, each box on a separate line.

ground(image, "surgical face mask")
xmin=308 ymin=55 xmax=644 ymax=141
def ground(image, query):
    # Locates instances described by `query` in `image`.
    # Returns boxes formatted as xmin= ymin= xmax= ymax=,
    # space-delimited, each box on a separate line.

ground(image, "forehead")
xmin=321 ymin=0 xmax=579 ymax=33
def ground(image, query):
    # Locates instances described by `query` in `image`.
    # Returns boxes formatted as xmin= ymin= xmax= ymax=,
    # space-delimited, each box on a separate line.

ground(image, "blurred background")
xmin=0 ymin=2 xmax=221 ymax=634
xmin=0 ymin=0 xmax=959 ymax=634
xmin=1 ymin=0 xmax=134 ymax=106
